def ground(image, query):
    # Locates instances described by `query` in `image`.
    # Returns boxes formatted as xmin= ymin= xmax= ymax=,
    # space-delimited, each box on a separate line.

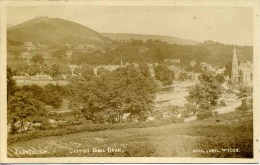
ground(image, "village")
xmin=8 ymin=40 xmax=253 ymax=122
xmin=5 ymin=6 xmax=255 ymax=159
xmin=10 ymin=41 xmax=252 ymax=84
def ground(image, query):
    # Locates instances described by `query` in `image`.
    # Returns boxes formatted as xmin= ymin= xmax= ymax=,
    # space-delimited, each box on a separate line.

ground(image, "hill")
xmin=8 ymin=109 xmax=253 ymax=157
xmin=8 ymin=17 xmax=113 ymax=45
xmin=102 ymin=33 xmax=199 ymax=45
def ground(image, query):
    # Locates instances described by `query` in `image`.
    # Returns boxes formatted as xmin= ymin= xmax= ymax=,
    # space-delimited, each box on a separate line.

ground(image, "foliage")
xmin=224 ymin=61 xmax=232 ymax=77
xmin=59 ymin=63 xmax=71 ymax=75
xmin=154 ymin=64 xmax=173 ymax=86
xmin=21 ymin=83 xmax=64 ymax=109
xmin=179 ymin=72 xmax=189 ymax=81
xmin=138 ymin=63 xmax=151 ymax=77
xmin=52 ymin=49 xmax=66 ymax=60
xmin=26 ymin=63 xmax=41 ymax=76
xmin=183 ymin=102 xmax=198 ymax=117
xmin=193 ymin=121 xmax=253 ymax=158
xmin=96 ymin=67 xmax=108 ymax=76
xmin=8 ymin=39 xmax=253 ymax=68
xmin=67 ymin=65 xmax=156 ymax=123
xmin=49 ymin=64 xmax=61 ymax=79
xmin=81 ymin=65 xmax=94 ymax=80
xmin=236 ymin=98 xmax=253 ymax=112
xmin=197 ymin=111 xmax=213 ymax=120
xmin=7 ymin=91 xmax=47 ymax=134
xmin=215 ymin=73 xmax=225 ymax=84
xmin=236 ymin=86 xmax=253 ymax=98
xmin=31 ymin=54 xmax=44 ymax=64
xmin=7 ymin=67 xmax=17 ymax=99
xmin=186 ymin=72 xmax=222 ymax=112
xmin=21 ymin=84 xmax=44 ymax=100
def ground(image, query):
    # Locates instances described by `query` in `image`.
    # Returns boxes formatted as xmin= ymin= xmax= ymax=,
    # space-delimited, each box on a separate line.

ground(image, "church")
xmin=230 ymin=46 xmax=253 ymax=86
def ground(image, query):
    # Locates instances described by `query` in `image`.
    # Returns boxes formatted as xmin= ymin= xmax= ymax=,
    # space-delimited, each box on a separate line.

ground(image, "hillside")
xmin=102 ymin=33 xmax=199 ymax=45
xmin=8 ymin=17 xmax=113 ymax=45
xmin=8 ymin=110 xmax=253 ymax=157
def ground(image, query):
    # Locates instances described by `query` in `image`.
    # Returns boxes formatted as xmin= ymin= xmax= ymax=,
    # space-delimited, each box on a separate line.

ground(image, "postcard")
xmin=0 ymin=0 xmax=259 ymax=163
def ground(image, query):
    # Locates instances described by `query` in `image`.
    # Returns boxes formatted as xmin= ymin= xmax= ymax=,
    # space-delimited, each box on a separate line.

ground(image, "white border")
xmin=0 ymin=0 xmax=259 ymax=163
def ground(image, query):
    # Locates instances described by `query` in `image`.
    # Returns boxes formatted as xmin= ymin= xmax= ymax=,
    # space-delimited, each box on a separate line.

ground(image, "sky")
xmin=7 ymin=6 xmax=253 ymax=45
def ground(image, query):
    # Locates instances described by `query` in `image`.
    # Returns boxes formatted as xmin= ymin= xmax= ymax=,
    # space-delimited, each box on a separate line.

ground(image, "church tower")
xmin=231 ymin=46 xmax=239 ymax=84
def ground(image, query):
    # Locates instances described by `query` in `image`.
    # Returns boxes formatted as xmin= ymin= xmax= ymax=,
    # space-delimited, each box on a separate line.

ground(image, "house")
xmin=230 ymin=46 xmax=253 ymax=86
xmin=66 ymin=50 xmax=73 ymax=61
xmin=21 ymin=52 xmax=30 ymax=60
xmin=168 ymin=65 xmax=182 ymax=80
xmin=13 ymin=76 xmax=26 ymax=82
xmin=215 ymin=68 xmax=225 ymax=74
xmin=24 ymin=42 xmax=36 ymax=51
xmin=33 ymin=74 xmax=53 ymax=81
xmin=189 ymin=60 xmax=196 ymax=67
xmin=68 ymin=64 xmax=82 ymax=76
xmin=238 ymin=61 xmax=253 ymax=86
xmin=200 ymin=62 xmax=215 ymax=72
xmin=164 ymin=58 xmax=181 ymax=64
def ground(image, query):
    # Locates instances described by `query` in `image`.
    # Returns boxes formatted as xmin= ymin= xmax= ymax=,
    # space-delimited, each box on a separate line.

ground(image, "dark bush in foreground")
xmin=236 ymin=98 xmax=253 ymax=112
xmin=193 ymin=122 xmax=253 ymax=158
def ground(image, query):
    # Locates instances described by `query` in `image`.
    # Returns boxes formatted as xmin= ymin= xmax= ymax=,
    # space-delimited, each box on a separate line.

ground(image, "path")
xmin=213 ymin=98 xmax=242 ymax=114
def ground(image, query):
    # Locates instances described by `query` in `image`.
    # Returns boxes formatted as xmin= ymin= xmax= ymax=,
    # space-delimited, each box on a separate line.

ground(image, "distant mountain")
xmin=8 ymin=16 xmax=113 ymax=45
xmin=102 ymin=33 xmax=199 ymax=45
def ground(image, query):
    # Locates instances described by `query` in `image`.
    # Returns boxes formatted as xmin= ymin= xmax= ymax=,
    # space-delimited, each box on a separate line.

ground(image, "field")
xmin=8 ymin=109 xmax=253 ymax=158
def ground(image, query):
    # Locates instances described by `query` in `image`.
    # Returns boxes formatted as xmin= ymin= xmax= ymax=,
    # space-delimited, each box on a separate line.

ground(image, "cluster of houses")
xmin=19 ymin=42 xmax=99 ymax=63
xmin=12 ymin=42 xmax=253 ymax=86
xmin=13 ymin=74 xmax=53 ymax=82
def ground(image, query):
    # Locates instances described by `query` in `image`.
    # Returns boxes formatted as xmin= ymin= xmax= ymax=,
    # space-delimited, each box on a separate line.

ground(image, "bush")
xmin=197 ymin=111 xmax=212 ymax=120
xmin=236 ymin=98 xmax=253 ymax=112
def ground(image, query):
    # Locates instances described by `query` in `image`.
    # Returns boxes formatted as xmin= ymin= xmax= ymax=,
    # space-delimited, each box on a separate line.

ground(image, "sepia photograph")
xmin=1 ymin=0 xmax=259 ymax=163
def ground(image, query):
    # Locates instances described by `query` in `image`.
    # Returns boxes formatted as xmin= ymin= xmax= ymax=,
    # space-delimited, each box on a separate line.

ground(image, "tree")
xmin=215 ymin=73 xmax=225 ymax=84
xmin=81 ymin=65 xmax=94 ymax=81
xmin=154 ymin=64 xmax=173 ymax=86
xmin=138 ymin=63 xmax=151 ymax=77
xmin=97 ymin=67 xmax=108 ymax=76
xmin=40 ymin=92 xmax=62 ymax=109
xmin=70 ymin=65 xmax=156 ymax=123
xmin=59 ymin=63 xmax=71 ymax=75
xmin=179 ymin=72 xmax=189 ymax=81
xmin=185 ymin=72 xmax=222 ymax=112
xmin=26 ymin=63 xmax=41 ymax=76
xmin=21 ymin=84 xmax=64 ymax=109
xmin=7 ymin=67 xmax=17 ymax=99
xmin=21 ymin=84 xmax=43 ymax=101
xmin=49 ymin=64 xmax=61 ymax=79
xmin=31 ymin=54 xmax=44 ymax=64
xmin=7 ymin=91 xmax=47 ymax=134
xmin=224 ymin=61 xmax=232 ymax=77
xmin=52 ymin=49 xmax=66 ymax=60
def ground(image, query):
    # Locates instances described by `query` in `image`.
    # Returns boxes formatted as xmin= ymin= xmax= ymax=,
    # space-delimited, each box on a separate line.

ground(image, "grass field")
xmin=8 ymin=109 xmax=253 ymax=158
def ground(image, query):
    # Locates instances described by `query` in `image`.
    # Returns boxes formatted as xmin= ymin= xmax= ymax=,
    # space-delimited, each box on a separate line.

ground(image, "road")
xmin=213 ymin=99 xmax=242 ymax=114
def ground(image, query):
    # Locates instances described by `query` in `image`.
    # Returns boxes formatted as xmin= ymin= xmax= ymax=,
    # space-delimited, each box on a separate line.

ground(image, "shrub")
xmin=197 ymin=111 xmax=213 ymax=120
xmin=236 ymin=98 xmax=253 ymax=112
